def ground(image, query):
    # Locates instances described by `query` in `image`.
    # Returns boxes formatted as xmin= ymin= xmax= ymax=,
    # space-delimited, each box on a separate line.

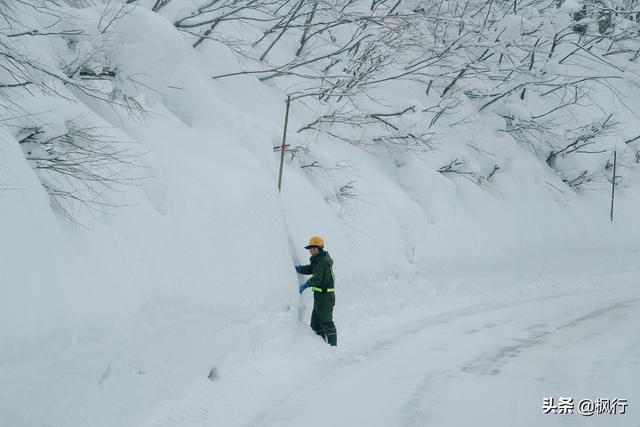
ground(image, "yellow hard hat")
xmin=304 ymin=236 xmax=325 ymax=249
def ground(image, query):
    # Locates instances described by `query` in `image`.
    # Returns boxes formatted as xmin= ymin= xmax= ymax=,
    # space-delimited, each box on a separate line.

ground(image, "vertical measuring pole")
xmin=277 ymin=95 xmax=291 ymax=192
xmin=610 ymin=149 xmax=617 ymax=222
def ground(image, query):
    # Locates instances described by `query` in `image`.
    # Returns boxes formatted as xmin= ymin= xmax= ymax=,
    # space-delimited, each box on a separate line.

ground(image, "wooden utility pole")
xmin=277 ymin=95 xmax=291 ymax=192
xmin=610 ymin=149 xmax=617 ymax=222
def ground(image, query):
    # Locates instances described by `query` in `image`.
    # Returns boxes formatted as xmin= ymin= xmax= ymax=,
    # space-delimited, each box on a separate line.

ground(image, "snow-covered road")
xmin=143 ymin=274 xmax=639 ymax=427
xmin=4 ymin=267 xmax=637 ymax=427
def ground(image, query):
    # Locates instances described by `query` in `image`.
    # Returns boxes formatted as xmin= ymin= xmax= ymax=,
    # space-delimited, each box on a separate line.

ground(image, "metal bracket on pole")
xmin=277 ymin=95 xmax=291 ymax=192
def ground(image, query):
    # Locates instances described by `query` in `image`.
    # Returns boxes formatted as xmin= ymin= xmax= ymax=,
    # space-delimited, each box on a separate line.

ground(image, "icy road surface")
xmin=141 ymin=271 xmax=639 ymax=427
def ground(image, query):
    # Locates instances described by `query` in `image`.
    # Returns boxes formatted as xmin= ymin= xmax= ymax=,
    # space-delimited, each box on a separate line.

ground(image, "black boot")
xmin=327 ymin=333 xmax=337 ymax=347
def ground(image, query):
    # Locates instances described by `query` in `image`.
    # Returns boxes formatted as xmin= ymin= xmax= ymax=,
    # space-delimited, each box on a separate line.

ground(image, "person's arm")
xmin=295 ymin=264 xmax=314 ymax=275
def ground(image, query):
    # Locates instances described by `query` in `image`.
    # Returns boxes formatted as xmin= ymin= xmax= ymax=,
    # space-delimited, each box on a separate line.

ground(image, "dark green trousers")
xmin=310 ymin=291 xmax=337 ymax=341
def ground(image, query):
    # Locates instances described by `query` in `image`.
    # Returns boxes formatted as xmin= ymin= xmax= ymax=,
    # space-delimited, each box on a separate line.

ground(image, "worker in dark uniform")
xmin=295 ymin=236 xmax=337 ymax=346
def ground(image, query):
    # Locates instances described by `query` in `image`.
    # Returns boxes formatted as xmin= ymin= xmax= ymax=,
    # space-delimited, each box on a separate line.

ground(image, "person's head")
xmin=309 ymin=246 xmax=321 ymax=256
xmin=304 ymin=236 xmax=324 ymax=255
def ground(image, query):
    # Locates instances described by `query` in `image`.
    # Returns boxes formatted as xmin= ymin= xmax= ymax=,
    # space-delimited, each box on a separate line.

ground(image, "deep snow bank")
xmin=1 ymin=2 xmax=640 ymax=425
xmin=2 ymin=0 xmax=639 ymax=362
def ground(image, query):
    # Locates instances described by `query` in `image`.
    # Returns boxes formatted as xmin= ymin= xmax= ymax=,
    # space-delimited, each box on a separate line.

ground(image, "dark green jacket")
xmin=299 ymin=251 xmax=335 ymax=292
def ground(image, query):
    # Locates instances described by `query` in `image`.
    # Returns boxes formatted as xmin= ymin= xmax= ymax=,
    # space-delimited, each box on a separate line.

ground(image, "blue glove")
xmin=295 ymin=265 xmax=303 ymax=274
xmin=299 ymin=281 xmax=311 ymax=294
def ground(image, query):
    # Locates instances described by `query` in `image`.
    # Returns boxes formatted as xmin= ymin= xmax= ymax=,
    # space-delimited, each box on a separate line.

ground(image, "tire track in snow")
xmin=459 ymin=299 xmax=639 ymax=377
xmin=400 ymin=296 xmax=640 ymax=427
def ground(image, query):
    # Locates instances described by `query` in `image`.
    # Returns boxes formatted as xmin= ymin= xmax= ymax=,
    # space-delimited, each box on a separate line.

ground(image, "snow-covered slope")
xmin=1 ymin=1 xmax=639 ymax=426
